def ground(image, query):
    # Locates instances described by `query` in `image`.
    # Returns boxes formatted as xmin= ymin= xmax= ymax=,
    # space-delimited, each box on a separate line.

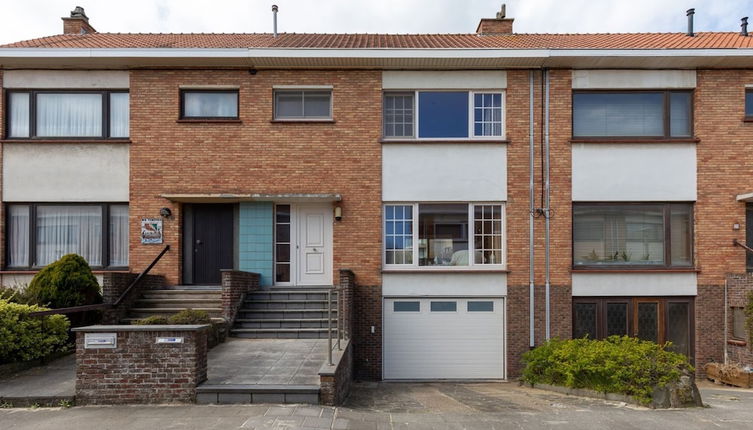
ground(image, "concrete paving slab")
xmin=0 ymin=353 xmax=75 ymax=401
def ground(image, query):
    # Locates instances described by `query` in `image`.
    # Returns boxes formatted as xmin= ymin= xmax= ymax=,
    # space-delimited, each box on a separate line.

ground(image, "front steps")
xmin=122 ymin=287 xmax=223 ymax=323
xmin=196 ymin=384 xmax=320 ymax=405
xmin=231 ymin=289 xmax=337 ymax=339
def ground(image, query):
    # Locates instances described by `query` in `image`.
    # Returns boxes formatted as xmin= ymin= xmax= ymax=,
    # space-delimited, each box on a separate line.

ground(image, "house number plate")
xmin=156 ymin=337 xmax=184 ymax=344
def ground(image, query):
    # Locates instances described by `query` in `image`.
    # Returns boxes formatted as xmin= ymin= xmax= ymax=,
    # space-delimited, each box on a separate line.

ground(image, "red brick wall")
xmin=724 ymin=274 xmax=753 ymax=367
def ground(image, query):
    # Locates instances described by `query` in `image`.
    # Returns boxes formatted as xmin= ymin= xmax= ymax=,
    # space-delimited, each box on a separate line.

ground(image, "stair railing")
xmin=113 ymin=245 xmax=170 ymax=307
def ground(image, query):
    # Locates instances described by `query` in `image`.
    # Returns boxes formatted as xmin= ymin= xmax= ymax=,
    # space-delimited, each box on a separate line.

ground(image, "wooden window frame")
xmin=179 ymin=89 xmax=240 ymax=120
xmin=571 ymin=89 xmax=694 ymax=141
xmin=4 ymin=89 xmax=129 ymax=140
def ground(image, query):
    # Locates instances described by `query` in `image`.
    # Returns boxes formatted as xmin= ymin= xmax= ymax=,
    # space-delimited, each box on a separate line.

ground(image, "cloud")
xmin=1 ymin=0 xmax=751 ymax=44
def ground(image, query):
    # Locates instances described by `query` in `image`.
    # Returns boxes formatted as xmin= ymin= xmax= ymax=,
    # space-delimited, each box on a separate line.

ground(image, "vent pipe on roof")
xmin=272 ymin=5 xmax=279 ymax=38
xmin=742 ymin=17 xmax=749 ymax=37
xmin=686 ymin=8 xmax=695 ymax=37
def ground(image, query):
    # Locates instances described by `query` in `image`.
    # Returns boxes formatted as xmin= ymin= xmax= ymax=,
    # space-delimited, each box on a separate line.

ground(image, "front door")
xmin=274 ymin=204 xmax=333 ymax=286
xmin=192 ymin=204 xmax=234 ymax=284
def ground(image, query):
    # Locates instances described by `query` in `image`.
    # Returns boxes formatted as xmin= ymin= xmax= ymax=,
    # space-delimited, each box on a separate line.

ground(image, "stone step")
xmin=243 ymin=300 xmax=333 ymax=310
xmin=134 ymin=298 xmax=222 ymax=308
xmin=234 ymin=318 xmax=332 ymax=329
xmin=161 ymin=285 xmax=222 ymax=291
xmin=128 ymin=307 xmax=222 ymax=319
xmin=196 ymin=384 xmax=320 ymax=405
xmin=120 ymin=316 xmax=226 ymax=324
xmin=247 ymin=291 xmax=334 ymax=301
xmin=142 ymin=290 xmax=222 ymax=300
xmin=236 ymin=309 xmax=337 ymax=320
xmin=230 ymin=328 xmax=337 ymax=339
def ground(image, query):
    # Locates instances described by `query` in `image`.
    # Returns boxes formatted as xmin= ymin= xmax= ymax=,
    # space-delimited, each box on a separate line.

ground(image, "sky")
xmin=1 ymin=0 xmax=753 ymax=44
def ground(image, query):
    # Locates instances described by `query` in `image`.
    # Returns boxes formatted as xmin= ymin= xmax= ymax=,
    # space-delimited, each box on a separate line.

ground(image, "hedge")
xmin=0 ymin=298 xmax=70 ymax=364
xmin=522 ymin=336 xmax=693 ymax=405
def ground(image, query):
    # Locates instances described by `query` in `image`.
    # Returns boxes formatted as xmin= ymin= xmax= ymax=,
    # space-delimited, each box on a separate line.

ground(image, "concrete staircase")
xmin=122 ymin=286 xmax=223 ymax=323
xmin=230 ymin=288 xmax=337 ymax=339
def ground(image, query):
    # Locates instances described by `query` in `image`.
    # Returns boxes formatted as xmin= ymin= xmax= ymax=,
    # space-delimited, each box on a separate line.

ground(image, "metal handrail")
xmin=113 ymin=245 xmax=170 ymax=307
xmin=327 ymin=285 xmax=350 ymax=366
xmin=733 ymin=239 xmax=753 ymax=254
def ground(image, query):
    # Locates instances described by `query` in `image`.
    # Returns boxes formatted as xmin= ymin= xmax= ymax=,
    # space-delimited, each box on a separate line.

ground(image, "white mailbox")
xmin=84 ymin=333 xmax=117 ymax=349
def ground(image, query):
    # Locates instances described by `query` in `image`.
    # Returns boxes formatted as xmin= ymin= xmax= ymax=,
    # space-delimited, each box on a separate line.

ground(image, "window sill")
xmin=176 ymin=119 xmax=242 ymax=124
xmin=728 ymin=338 xmax=747 ymax=347
xmin=380 ymin=138 xmax=509 ymax=144
xmin=570 ymin=137 xmax=700 ymax=144
xmin=571 ymin=267 xmax=700 ymax=273
xmin=382 ymin=268 xmax=509 ymax=274
xmin=744 ymin=117 xmax=753 ymax=123
xmin=0 ymin=139 xmax=131 ymax=144
xmin=270 ymin=119 xmax=336 ymax=124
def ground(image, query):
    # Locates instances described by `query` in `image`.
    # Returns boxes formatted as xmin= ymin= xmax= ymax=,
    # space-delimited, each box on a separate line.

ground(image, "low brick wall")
xmin=725 ymin=274 xmax=753 ymax=366
xmin=73 ymin=325 xmax=209 ymax=405
xmin=101 ymin=272 xmax=166 ymax=324
xmin=319 ymin=339 xmax=353 ymax=406
xmin=220 ymin=270 xmax=261 ymax=324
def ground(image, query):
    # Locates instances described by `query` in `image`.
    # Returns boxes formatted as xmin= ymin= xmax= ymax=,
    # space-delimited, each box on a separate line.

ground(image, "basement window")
xmin=732 ymin=307 xmax=746 ymax=340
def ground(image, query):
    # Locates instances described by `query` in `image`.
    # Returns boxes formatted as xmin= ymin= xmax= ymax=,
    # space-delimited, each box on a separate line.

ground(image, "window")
xmin=274 ymin=90 xmax=332 ymax=120
xmin=394 ymin=301 xmax=420 ymax=312
xmin=383 ymin=91 xmax=504 ymax=139
xmin=6 ymin=90 xmax=128 ymax=139
xmin=572 ymin=91 xmax=692 ymax=139
xmin=430 ymin=301 xmax=457 ymax=312
xmin=573 ymin=203 xmax=693 ymax=268
xmin=468 ymin=301 xmax=494 ymax=312
xmin=746 ymin=90 xmax=753 ymax=119
xmin=747 ymin=203 xmax=753 ymax=272
xmin=275 ymin=205 xmax=291 ymax=283
xmin=6 ymin=203 xmax=128 ymax=269
xmin=384 ymin=203 xmax=505 ymax=268
xmin=180 ymin=90 xmax=238 ymax=119
xmin=732 ymin=307 xmax=746 ymax=340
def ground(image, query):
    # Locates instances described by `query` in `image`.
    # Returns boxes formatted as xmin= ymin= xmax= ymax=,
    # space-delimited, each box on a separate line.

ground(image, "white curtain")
xmin=36 ymin=93 xmax=102 ymax=137
xmin=109 ymin=93 xmax=130 ymax=138
xmin=36 ymin=206 xmax=102 ymax=266
xmin=9 ymin=93 xmax=30 ymax=138
xmin=8 ymin=205 xmax=30 ymax=267
xmin=109 ymin=205 xmax=129 ymax=266
xmin=184 ymin=92 xmax=237 ymax=117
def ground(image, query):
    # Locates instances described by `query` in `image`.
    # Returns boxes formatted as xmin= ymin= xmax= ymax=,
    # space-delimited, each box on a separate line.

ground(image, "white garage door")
xmin=383 ymin=297 xmax=505 ymax=380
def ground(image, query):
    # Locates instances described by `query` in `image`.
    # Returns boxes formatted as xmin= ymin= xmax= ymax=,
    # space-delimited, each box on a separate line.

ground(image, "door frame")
xmin=274 ymin=203 xmax=333 ymax=287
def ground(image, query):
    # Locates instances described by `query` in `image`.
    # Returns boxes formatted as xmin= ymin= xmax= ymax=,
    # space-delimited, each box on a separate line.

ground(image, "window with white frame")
xmin=383 ymin=91 xmax=504 ymax=139
xmin=384 ymin=203 xmax=504 ymax=268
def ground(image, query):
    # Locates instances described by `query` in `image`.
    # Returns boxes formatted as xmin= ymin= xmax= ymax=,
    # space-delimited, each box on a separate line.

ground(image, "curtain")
xmin=573 ymin=93 xmax=663 ymax=137
xmin=36 ymin=93 xmax=102 ymax=137
xmin=8 ymin=205 xmax=30 ymax=267
xmin=109 ymin=93 xmax=130 ymax=138
xmin=9 ymin=93 xmax=30 ymax=138
xmin=109 ymin=205 xmax=129 ymax=266
xmin=36 ymin=206 xmax=102 ymax=266
xmin=184 ymin=92 xmax=237 ymax=117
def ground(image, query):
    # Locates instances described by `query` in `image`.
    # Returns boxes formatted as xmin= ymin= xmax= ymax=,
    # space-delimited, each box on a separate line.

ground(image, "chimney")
xmin=742 ymin=17 xmax=749 ymax=37
xmin=62 ymin=6 xmax=96 ymax=35
xmin=476 ymin=4 xmax=514 ymax=35
xmin=686 ymin=8 xmax=695 ymax=37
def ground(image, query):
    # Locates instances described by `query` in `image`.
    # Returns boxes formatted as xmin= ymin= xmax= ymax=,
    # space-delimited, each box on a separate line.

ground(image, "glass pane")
xmin=473 ymin=204 xmax=503 ymax=265
xmin=574 ymin=303 xmax=597 ymax=339
xmin=276 ymin=224 xmax=290 ymax=243
xmin=109 ymin=93 xmax=130 ymax=137
xmin=36 ymin=205 xmax=103 ymax=266
xmin=670 ymin=204 xmax=692 ymax=266
xmin=666 ymin=302 xmax=690 ymax=355
xmin=276 ymin=205 xmax=291 ymax=223
xmin=37 ymin=93 xmax=103 ymax=137
xmin=669 ymin=92 xmax=692 ymax=137
xmin=183 ymin=92 xmax=237 ymax=118
xmin=573 ymin=204 xmax=664 ymax=266
xmin=418 ymin=92 xmax=469 ymax=138
xmin=747 ymin=91 xmax=753 ymax=117
xmin=303 ymin=91 xmax=331 ymax=117
xmin=109 ymin=205 xmax=129 ymax=267
xmin=275 ymin=263 xmax=290 ymax=283
xmin=9 ymin=92 xmax=30 ymax=138
xmin=275 ymin=91 xmax=303 ymax=118
xmin=468 ymin=301 xmax=494 ymax=312
xmin=636 ymin=302 xmax=659 ymax=343
xmin=733 ymin=307 xmax=746 ymax=339
xmin=394 ymin=301 xmax=420 ymax=312
xmin=384 ymin=205 xmax=413 ymax=265
xmin=573 ymin=92 xmax=663 ymax=137
xmin=606 ymin=303 xmax=628 ymax=336
xmin=418 ymin=204 xmax=468 ymax=266
xmin=7 ymin=205 xmax=30 ymax=267
xmin=473 ymin=92 xmax=503 ymax=137
xmin=430 ymin=301 xmax=457 ymax=312
xmin=276 ymin=244 xmax=290 ymax=263
xmin=383 ymin=93 xmax=414 ymax=138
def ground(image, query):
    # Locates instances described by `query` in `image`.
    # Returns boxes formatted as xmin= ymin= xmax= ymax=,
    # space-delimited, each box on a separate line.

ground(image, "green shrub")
xmin=0 ymin=298 xmax=70 ymax=364
xmin=26 ymin=254 xmax=102 ymax=309
xmin=0 ymin=285 xmax=34 ymax=305
xmin=131 ymin=315 xmax=169 ymax=325
xmin=168 ymin=309 xmax=212 ymax=325
xmin=522 ymin=336 xmax=693 ymax=405
xmin=745 ymin=291 xmax=753 ymax=348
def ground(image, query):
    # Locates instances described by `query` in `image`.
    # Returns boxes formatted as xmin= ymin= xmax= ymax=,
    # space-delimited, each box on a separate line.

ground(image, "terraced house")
xmin=1 ymin=5 xmax=752 ymax=385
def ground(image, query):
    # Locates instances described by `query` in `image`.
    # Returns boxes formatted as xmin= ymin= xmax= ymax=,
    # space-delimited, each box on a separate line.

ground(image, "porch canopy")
xmin=160 ymin=193 xmax=342 ymax=203
xmin=736 ymin=192 xmax=753 ymax=202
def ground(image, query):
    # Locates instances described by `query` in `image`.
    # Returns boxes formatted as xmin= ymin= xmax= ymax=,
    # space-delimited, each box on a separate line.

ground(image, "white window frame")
xmin=382 ymin=202 xmax=506 ymax=271
xmin=382 ymin=90 xmax=505 ymax=141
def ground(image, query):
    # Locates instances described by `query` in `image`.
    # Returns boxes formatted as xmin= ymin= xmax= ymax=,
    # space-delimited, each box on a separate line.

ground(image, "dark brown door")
xmin=192 ymin=204 xmax=233 ymax=284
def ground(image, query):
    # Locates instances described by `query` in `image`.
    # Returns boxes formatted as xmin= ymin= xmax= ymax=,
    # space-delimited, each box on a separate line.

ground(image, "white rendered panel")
xmin=4 ymin=70 xmax=129 ymax=89
xmin=383 ymin=272 xmax=507 ymax=297
xmin=383 ymin=71 xmax=506 ymax=89
xmin=572 ymin=273 xmax=697 ymax=296
xmin=572 ymin=70 xmax=696 ymax=89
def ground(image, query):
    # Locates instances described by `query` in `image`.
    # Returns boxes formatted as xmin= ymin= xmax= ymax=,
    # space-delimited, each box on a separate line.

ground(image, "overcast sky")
xmin=2 ymin=0 xmax=753 ymax=44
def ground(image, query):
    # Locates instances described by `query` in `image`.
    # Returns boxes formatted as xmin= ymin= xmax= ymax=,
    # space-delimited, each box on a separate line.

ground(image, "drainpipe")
xmin=544 ymin=68 xmax=551 ymax=341
xmin=529 ymin=70 xmax=536 ymax=349
xmin=724 ymin=278 xmax=729 ymax=364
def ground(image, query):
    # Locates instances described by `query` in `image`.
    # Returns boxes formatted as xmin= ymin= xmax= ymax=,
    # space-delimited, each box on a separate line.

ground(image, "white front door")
xmin=296 ymin=204 xmax=333 ymax=286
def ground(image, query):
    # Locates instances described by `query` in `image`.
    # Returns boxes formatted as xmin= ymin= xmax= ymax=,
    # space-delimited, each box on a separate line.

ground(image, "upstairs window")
xmin=180 ymin=90 xmax=238 ymax=119
xmin=6 ymin=90 xmax=129 ymax=139
xmin=383 ymin=91 xmax=504 ymax=139
xmin=572 ymin=91 xmax=692 ymax=139
xmin=274 ymin=90 xmax=332 ymax=120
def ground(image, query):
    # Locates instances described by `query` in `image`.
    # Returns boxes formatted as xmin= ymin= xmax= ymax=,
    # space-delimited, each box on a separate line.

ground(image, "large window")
xmin=180 ymin=90 xmax=238 ymax=119
xmin=6 ymin=90 xmax=129 ymax=139
xmin=573 ymin=297 xmax=693 ymax=357
xmin=6 ymin=203 xmax=129 ymax=269
xmin=383 ymin=91 xmax=504 ymax=139
xmin=384 ymin=203 xmax=504 ymax=268
xmin=572 ymin=91 xmax=692 ymax=139
xmin=274 ymin=90 xmax=332 ymax=120
xmin=573 ymin=203 xmax=692 ymax=268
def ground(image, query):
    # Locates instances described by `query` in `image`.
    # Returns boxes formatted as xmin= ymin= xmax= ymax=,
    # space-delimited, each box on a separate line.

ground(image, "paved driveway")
xmin=1 ymin=381 xmax=752 ymax=429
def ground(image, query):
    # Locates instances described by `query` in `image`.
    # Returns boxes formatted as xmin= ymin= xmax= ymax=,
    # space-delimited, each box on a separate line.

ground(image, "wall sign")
xmin=156 ymin=337 xmax=184 ymax=344
xmin=84 ymin=333 xmax=117 ymax=349
xmin=141 ymin=218 xmax=163 ymax=244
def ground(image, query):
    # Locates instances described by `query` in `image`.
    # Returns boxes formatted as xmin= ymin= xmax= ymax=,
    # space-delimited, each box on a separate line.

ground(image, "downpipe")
xmin=544 ymin=68 xmax=551 ymax=341
xmin=529 ymin=70 xmax=536 ymax=349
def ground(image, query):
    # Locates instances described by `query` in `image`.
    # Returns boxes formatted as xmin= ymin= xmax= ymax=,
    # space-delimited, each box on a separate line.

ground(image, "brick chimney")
xmin=476 ymin=4 xmax=514 ymax=35
xmin=62 ymin=6 xmax=96 ymax=34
